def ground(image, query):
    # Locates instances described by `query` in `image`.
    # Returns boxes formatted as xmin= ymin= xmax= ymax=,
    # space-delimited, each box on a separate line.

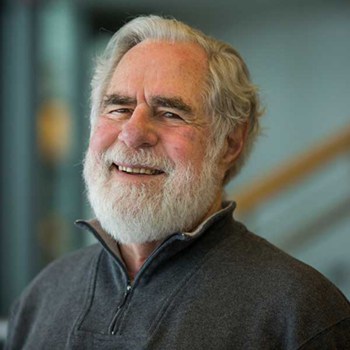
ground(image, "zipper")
xmin=109 ymin=283 xmax=132 ymax=335
xmin=107 ymin=234 xmax=187 ymax=335
xmin=75 ymin=220 xmax=191 ymax=335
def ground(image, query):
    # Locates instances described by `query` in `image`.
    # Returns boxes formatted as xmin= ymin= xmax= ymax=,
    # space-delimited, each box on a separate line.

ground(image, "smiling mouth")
xmin=113 ymin=164 xmax=164 ymax=175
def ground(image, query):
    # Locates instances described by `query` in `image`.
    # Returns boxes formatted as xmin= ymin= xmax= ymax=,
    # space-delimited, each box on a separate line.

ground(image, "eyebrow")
xmin=102 ymin=94 xmax=136 ymax=108
xmin=150 ymin=96 xmax=194 ymax=115
xmin=102 ymin=94 xmax=194 ymax=116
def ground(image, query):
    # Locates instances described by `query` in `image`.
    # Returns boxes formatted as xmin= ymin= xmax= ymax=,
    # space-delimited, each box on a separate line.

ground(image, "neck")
xmin=119 ymin=241 xmax=161 ymax=281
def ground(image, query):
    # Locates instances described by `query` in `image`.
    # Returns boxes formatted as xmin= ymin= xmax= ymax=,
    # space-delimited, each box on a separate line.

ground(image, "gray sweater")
xmin=5 ymin=204 xmax=350 ymax=349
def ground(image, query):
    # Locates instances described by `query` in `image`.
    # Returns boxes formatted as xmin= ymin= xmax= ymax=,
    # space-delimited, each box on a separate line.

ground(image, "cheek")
xmin=167 ymin=129 xmax=207 ymax=164
xmin=89 ymin=118 xmax=119 ymax=153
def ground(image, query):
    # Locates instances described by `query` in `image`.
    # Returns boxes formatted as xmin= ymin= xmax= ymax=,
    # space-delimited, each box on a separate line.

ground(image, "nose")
xmin=117 ymin=106 xmax=158 ymax=149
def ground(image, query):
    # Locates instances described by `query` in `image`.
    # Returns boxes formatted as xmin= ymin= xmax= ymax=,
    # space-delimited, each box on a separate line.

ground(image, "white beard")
xmin=83 ymin=144 xmax=222 ymax=244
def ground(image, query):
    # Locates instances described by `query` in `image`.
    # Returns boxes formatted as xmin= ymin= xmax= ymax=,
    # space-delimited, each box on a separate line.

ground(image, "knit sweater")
xmin=5 ymin=203 xmax=350 ymax=349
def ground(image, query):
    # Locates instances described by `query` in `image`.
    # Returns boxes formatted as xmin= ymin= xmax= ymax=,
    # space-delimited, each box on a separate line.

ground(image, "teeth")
xmin=117 ymin=165 xmax=161 ymax=175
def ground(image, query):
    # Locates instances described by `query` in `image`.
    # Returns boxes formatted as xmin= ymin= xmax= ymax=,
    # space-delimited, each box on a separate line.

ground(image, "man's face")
xmin=84 ymin=40 xmax=227 ymax=244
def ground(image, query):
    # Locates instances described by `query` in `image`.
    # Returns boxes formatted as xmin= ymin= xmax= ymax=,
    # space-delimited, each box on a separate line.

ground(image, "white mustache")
xmin=101 ymin=145 xmax=175 ymax=173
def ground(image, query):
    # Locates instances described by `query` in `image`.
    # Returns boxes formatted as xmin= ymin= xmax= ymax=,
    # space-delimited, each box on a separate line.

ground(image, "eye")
xmin=107 ymin=108 xmax=133 ymax=116
xmin=162 ymin=111 xmax=183 ymax=120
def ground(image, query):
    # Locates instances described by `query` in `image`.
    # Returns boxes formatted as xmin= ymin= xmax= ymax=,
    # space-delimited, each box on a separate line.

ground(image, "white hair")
xmin=90 ymin=15 xmax=264 ymax=184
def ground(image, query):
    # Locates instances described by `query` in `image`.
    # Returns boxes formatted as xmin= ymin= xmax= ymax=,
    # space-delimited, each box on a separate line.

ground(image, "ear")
xmin=220 ymin=123 xmax=248 ymax=171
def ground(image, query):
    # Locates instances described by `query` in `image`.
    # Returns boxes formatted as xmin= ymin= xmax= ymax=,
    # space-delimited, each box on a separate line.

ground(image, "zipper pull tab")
xmin=125 ymin=284 xmax=131 ymax=296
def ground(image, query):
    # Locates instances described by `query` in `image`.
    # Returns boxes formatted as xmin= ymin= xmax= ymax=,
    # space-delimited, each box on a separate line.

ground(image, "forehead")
xmin=106 ymin=40 xmax=209 ymax=108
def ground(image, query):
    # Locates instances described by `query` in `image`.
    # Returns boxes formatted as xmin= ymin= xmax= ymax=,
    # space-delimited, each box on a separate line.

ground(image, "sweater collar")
xmin=184 ymin=201 xmax=235 ymax=237
xmin=75 ymin=201 xmax=236 ymax=262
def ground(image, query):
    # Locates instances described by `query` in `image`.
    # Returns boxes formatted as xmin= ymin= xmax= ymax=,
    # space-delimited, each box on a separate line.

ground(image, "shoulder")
xmin=18 ymin=244 xmax=102 ymax=305
xmin=219 ymin=220 xmax=349 ymax=303
xmin=196 ymin=217 xmax=350 ymax=346
xmin=210 ymin=219 xmax=350 ymax=340
xmin=5 ymin=244 xmax=104 ymax=349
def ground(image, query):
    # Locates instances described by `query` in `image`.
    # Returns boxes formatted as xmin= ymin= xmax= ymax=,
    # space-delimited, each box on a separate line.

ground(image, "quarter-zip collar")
xmin=75 ymin=201 xmax=236 ymax=283
xmin=74 ymin=201 xmax=237 ymax=337
xmin=76 ymin=202 xmax=235 ymax=253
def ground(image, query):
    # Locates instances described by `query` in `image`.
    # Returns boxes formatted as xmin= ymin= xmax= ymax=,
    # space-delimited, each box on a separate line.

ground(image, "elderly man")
xmin=6 ymin=15 xmax=350 ymax=349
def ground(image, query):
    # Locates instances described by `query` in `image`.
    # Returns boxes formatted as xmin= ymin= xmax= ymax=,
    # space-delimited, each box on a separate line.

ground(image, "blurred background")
xmin=1 ymin=0 xmax=349 ymax=344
